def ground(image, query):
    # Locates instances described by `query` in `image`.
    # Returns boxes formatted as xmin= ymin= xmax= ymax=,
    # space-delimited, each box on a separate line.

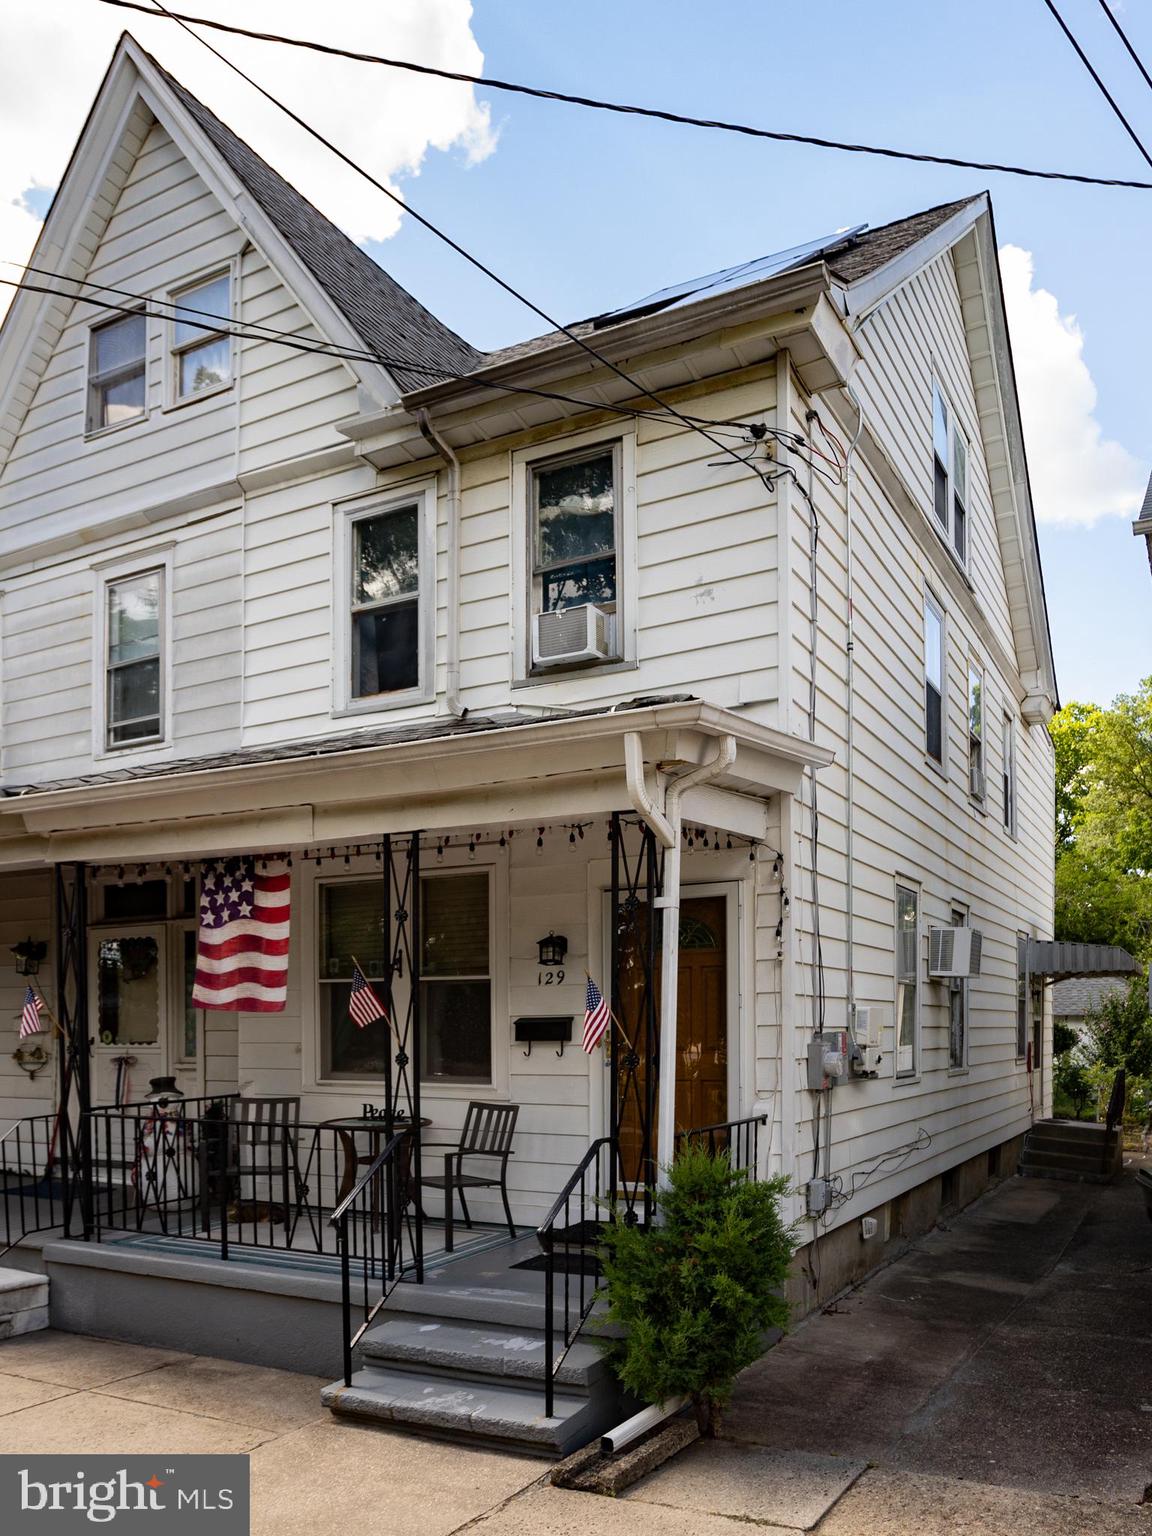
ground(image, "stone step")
xmin=1019 ymin=1163 xmax=1116 ymax=1186
xmin=1028 ymin=1120 xmax=1113 ymax=1145
xmin=386 ymin=1277 xmax=597 ymax=1333
xmin=321 ymin=1365 xmax=618 ymax=1456
xmin=0 ymin=1266 xmax=49 ymax=1339
xmin=1020 ymin=1145 xmax=1116 ymax=1173
xmin=360 ymin=1316 xmax=608 ymax=1391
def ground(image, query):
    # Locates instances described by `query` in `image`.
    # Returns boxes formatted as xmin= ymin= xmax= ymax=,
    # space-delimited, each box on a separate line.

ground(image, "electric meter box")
xmin=807 ymin=1029 xmax=850 ymax=1091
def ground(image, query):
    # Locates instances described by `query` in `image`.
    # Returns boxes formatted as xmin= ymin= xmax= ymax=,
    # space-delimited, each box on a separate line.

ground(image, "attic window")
xmin=88 ymin=312 xmax=146 ymax=432
xmin=931 ymin=381 xmax=970 ymax=565
xmin=172 ymin=273 xmax=232 ymax=399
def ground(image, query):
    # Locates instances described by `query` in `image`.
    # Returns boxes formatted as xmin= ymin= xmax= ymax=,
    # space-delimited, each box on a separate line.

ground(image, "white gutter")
xmin=600 ymin=1395 xmax=688 ymax=1455
xmin=415 ymin=409 xmax=464 ymax=718
xmin=624 ymin=730 xmax=737 ymax=1182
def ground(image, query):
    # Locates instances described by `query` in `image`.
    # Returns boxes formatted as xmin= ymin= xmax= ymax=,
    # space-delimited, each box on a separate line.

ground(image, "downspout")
xmin=624 ymin=730 xmax=737 ymax=1182
xmin=415 ymin=409 xmax=463 ymax=718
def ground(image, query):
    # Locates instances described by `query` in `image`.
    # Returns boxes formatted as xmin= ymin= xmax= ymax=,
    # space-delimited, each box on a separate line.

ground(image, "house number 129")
xmin=537 ymin=970 xmax=565 ymax=986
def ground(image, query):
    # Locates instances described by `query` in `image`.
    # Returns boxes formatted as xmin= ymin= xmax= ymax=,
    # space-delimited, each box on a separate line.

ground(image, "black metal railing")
xmin=678 ymin=1113 xmax=768 ymax=1174
xmin=536 ymin=1136 xmax=614 ymax=1418
xmin=536 ymin=1115 xmax=771 ymax=1417
xmin=330 ymin=1131 xmax=414 ymax=1387
xmin=0 ymin=1113 xmax=75 ymax=1256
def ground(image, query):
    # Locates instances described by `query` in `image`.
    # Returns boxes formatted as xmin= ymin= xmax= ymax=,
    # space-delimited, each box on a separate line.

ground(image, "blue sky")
xmin=359 ymin=0 xmax=1151 ymax=710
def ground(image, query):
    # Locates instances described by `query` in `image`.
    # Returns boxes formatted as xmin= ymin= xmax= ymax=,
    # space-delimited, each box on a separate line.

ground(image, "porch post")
xmin=53 ymin=862 xmax=91 ymax=1238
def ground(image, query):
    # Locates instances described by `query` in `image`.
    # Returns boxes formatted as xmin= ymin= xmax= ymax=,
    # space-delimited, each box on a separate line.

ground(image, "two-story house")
xmin=0 ymin=37 xmax=1061 ymax=1448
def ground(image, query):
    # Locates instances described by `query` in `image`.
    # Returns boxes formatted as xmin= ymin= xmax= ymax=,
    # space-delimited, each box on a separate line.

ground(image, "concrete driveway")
xmin=724 ymin=1161 xmax=1152 ymax=1518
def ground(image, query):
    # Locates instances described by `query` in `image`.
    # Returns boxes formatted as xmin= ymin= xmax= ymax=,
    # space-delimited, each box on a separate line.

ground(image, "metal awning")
xmin=1022 ymin=940 xmax=1140 ymax=982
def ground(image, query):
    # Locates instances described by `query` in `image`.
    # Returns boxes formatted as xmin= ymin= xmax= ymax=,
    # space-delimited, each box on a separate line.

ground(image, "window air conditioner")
xmin=532 ymin=604 xmax=615 ymax=668
xmin=928 ymin=926 xmax=983 ymax=978
xmin=969 ymin=762 xmax=986 ymax=799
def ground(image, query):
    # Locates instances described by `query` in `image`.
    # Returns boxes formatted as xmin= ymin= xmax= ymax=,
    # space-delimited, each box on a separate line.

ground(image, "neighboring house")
xmin=1053 ymin=976 xmax=1127 ymax=1040
xmin=0 ymin=37 xmax=1066 ymax=1439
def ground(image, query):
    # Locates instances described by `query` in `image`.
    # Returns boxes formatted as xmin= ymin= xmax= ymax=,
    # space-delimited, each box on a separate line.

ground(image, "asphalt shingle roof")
xmin=1052 ymin=976 xmax=1129 ymax=1018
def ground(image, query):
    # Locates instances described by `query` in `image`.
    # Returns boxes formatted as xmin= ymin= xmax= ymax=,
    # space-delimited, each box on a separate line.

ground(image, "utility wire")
xmin=121 ymin=0 xmax=760 ymax=486
xmin=1094 ymin=0 xmax=1152 ymax=98
xmin=1041 ymin=0 xmax=1152 ymax=169
xmin=94 ymin=0 xmax=1152 ymax=191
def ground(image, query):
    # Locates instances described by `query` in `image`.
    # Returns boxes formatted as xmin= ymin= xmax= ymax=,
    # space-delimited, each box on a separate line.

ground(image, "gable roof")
xmin=146 ymin=52 xmax=483 ymax=392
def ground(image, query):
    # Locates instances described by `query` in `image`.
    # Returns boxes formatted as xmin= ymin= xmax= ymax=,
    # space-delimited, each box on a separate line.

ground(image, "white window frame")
xmin=510 ymin=425 xmax=637 ymax=685
xmin=948 ymin=903 xmax=969 ymax=1072
xmin=895 ymin=880 xmax=921 ymax=1081
xmin=1016 ymin=932 xmax=1030 ymax=1060
xmin=332 ymin=481 xmax=436 ymax=716
xmin=86 ymin=309 xmax=148 ymax=437
xmin=968 ymin=661 xmax=985 ymax=804
xmin=166 ymin=265 xmax=236 ymax=408
xmin=1002 ymin=710 xmax=1018 ymax=838
xmin=931 ymin=379 xmax=970 ymax=568
xmin=924 ymin=590 xmax=946 ymax=773
xmin=91 ymin=548 xmax=174 ymax=762
xmin=303 ymin=850 xmax=509 ymax=1099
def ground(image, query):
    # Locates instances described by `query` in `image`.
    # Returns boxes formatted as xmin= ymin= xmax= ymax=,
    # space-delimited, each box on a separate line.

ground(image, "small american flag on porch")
xmin=582 ymin=975 xmax=611 ymax=1053
xmin=349 ymin=964 xmax=388 ymax=1029
xmin=19 ymin=985 xmax=44 ymax=1038
xmin=192 ymin=857 xmax=290 ymax=1013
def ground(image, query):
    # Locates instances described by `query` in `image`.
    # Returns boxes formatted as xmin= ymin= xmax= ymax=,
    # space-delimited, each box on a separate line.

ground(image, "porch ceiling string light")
xmin=85 ymin=823 xmax=767 ymax=880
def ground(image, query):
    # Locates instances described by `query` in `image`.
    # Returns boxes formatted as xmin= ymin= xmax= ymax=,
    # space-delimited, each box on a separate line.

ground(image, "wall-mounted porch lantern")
xmin=12 ymin=1043 xmax=50 ymax=1079
xmin=10 ymin=938 xmax=47 ymax=977
xmin=537 ymin=932 xmax=568 ymax=968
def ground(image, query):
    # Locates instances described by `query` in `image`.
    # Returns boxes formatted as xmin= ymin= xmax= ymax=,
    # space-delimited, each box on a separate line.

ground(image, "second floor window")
xmin=106 ymin=569 xmax=163 ymax=748
xmin=896 ymin=883 xmax=919 ymax=1078
xmin=350 ymin=503 xmax=420 ymax=698
xmin=931 ymin=382 xmax=969 ymax=564
xmin=924 ymin=594 xmax=944 ymax=765
xmin=532 ymin=446 xmax=618 ymax=618
xmin=968 ymin=664 xmax=984 ymax=801
xmin=88 ymin=312 xmax=146 ymax=432
xmin=172 ymin=273 xmax=232 ymax=400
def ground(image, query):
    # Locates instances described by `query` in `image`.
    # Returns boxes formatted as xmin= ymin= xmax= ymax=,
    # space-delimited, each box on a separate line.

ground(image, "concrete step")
xmin=385 ymin=1277 xmax=589 ymax=1332
xmin=360 ymin=1316 xmax=608 ymax=1391
xmin=1019 ymin=1163 xmax=1117 ymax=1186
xmin=0 ymin=1266 xmax=49 ymax=1339
xmin=1027 ymin=1121 xmax=1113 ymax=1147
xmin=321 ymin=1364 xmax=618 ymax=1456
xmin=1019 ymin=1146 xmax=1116 ymax=1174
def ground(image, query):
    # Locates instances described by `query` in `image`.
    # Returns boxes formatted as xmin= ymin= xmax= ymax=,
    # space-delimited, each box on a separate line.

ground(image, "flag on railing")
xmin=349 ymin=964 xmax=388 ymax=1029
xmin=582 ymin=975 xmax=611 ymax=1053
xmin=19 ymin=985 xmax=43 ymax=1038
xmin=192 ymin=857 xmax=290 ymax=1013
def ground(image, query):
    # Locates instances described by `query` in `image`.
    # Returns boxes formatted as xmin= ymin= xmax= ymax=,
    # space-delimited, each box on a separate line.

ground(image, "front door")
xmin=88 ymin=925 xmax=167 ymax=1106
xmin=615 ymin=894 xmax=729 ymax=1180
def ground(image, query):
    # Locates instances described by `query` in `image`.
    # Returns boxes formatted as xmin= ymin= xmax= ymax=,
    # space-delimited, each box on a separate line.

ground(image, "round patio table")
xmin=321 ymin=1115 xmax=431 ymax=1211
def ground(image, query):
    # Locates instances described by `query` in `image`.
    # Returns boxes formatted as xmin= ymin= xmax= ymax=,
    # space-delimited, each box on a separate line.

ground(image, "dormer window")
xmin=87 ymin=312 xmax=146 ymax=432
xmin=931 ymin=381 xmax=969 ymax=565
xmin=172 ymin=273 xmax=232 ymax=400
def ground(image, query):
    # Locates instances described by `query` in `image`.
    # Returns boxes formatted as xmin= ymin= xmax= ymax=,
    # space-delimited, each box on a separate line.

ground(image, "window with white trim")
xmin=1016 ymin=934 xmax=1029 ymax=1059
xmin=1002 ymin=712 xmax=1017 ymax=835
xmin=88 ymin=312 xmax=146 ymax=432
xmin=968 ymin=663 xmax=985 ymax=801
xmin=171 ymin=273 xmax=232 ymax=400
xmin=349 ymin=502 xmax=421 ymax=699
xmin=948 ymin=905 xmax=968 ymax=1069
xmin=420 ymin=870 xmax=492 ymax=1084
xmin=530 ymin=443 xmax=621 ymax=664
xmin=931 ymin=381 xmax=969 ymax=563
xmin=896 ymin=883 xmax=919 ymax=1078
xmin=924 ymin=594 xmax=945 ymax=765
xmin=105 ymin=569 xmax=164 ymax=748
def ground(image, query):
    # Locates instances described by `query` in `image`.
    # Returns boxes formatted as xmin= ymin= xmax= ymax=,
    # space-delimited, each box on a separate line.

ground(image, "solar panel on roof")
xmin=587 ymin=225 xmax=868 ymax=328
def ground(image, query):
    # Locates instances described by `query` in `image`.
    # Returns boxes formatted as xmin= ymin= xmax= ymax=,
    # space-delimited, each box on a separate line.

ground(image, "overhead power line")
xmin=113 ymin=0 xmax=764 ymax=487
xmin=94 ymin=0 xmax=1152 ymax=190
xmin=1094 ymin=0 xmax=1152 ymax=98
xmin=1041 ymin=0 xmax=1152 ymax=170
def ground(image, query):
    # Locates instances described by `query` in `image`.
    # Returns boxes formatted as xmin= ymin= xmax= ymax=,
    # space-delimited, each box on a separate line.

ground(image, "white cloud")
xmin=999 ymin=244 xmax=1146 ymax=526
xmin=0 ymin=0 xmax=496 ymax=315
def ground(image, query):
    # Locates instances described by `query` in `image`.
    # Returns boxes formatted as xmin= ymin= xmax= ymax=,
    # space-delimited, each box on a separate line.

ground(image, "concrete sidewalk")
xmin=0 ymin=1168 xmax=1148 ymax=1534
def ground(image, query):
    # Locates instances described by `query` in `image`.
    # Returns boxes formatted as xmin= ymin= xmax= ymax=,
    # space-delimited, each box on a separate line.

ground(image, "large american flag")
xmin=19 ymin=985 xmax=44 ymax=1039
xmin=192 ymin=858 xmax=290 ymax=1013
xmin=582 ymin=975 xmax=612 ymax=1053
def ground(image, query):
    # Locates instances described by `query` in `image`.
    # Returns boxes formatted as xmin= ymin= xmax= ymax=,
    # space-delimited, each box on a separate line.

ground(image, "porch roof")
xmin=0 ymin=697 xmax=833 ymax=867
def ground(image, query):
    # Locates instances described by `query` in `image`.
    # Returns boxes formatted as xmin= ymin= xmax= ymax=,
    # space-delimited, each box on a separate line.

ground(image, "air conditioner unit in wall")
xmin=928 ymin=926 xmax=984 ymax=978
xmin=532 ymin=604 xmax=615 ymax=668
xmin=969 ymin=762 xmax=986 ymax=799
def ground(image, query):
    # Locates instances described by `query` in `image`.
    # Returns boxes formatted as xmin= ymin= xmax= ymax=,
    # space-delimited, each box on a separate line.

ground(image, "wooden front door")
xmin=615 ymin=894 xmax=728 ymax=1179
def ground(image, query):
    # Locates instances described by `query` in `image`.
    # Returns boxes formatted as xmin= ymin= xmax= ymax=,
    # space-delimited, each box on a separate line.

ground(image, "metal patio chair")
xmin=422 ymin=1101 xmax=519 ymax=1251
xmin=220 ymin=1097 xmax=308 ymax=1235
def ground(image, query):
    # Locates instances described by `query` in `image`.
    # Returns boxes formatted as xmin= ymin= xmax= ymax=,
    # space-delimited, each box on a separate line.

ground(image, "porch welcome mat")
xmin=512 ymin=1251 xmax=602 ymax=1277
